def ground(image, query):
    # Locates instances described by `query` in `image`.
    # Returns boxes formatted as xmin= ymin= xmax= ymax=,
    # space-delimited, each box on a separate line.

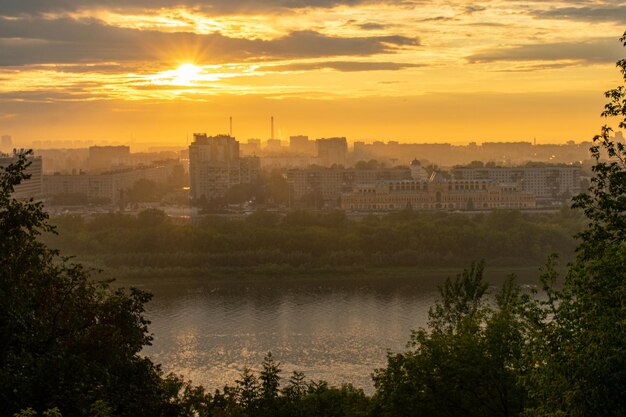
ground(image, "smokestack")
xmin=271 ymin=116 xmax=274 ymax=140
xmin=229 ymin=117 xmax=233 ymax=137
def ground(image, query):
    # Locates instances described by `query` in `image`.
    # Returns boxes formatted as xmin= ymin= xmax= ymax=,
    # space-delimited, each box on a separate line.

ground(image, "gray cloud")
xmin=0 ymin=17 xmax=419 ymax=66
xmin=463 ymin=5 xmax=486 ymax=15
xmin=468 ymin=37 xmax=624 ymax=64
xmin=357 ymin=22 xmax=389 ymax=30
xmin=0 ymin=0 xmax=393 ymax=16
xmin=534 ymin=5 xmax=626 ymax=24
xmin=267 ymin=60 xmax=424 ymax=71
xmin=418 ymin=16 xmax=455 ymax=22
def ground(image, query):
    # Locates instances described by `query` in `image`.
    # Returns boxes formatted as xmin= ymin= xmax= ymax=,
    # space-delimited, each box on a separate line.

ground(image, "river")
xmin=117 ymin=268 xmax=540 ymax=393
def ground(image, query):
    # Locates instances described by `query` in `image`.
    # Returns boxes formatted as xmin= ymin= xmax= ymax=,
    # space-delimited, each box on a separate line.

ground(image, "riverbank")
xmin=97 ymin=263 xmax=548 ymax=286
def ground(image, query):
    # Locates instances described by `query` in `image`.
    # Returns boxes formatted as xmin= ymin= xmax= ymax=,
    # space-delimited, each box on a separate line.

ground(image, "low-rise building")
xmin=288 ymin=167 xmax=412 ymax=207
xmin=341 ymin=172 xmax=536 ymax=211
xmin=43 ymin=163 xmax=177 ymax=204
xmin=451 ymin=165 xmax=581 ymax=204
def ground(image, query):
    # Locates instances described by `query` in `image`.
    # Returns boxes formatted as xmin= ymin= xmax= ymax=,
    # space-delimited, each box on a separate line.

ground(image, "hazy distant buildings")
xmin=43 ymin=163 xmax=177 ymax=205
xmin=289 ymin=135 xmax=315 ymax=155
xmin=347 ymin=140 xmax=593 ymax=167
xmin=240 ymin=139 xmax=261 ymax=155
xmin=266 ymin=139 xmax=283 ymax=154
xmin=341 ymin=173 xmax=536 ymax=211
xmin=316 ymin=137 xmax=347 ymax=166
xmin=189 ymin=134 xmax=260 ymax=202
xmin=451 ymin=165 xmax=581 ymax=204
xmin=88 ymin=145 xmax=130 ymax=172
xmin=288 ymin=166 xmax=411 ymax=207
xmin=0 ymin=151 xmax=43 ymax=199
xmin=1 ymin=135 xmax=12 ymax=152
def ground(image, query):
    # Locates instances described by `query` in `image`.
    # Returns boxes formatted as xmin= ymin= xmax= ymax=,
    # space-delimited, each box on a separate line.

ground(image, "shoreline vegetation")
xmin=45 ymin=208 xmax=582 ymax=284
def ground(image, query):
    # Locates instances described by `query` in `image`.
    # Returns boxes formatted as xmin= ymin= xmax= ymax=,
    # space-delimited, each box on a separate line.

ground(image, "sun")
xmin=172 ymin=63 xmax=202 ymax=85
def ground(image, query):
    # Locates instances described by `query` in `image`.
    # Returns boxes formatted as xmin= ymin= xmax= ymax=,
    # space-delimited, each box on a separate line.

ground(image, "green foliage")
xmin=572 ymin=34 xmax=626 ymax=259
xmin=125 ymin=165 xmax=188 ymax=204
xmin=14 ymin=409 xmax=38 ymax=417
xmin=0 ymin=153 xmax=176 ymax=416
xmin=46 ymin=208 xmax=581 ymax=274
xmin=521 ymin=32 xmax=626 ymax=417
xmin=199 ymin=354 xmax=371 ymax=417
xmin=13 ymin=408 xmax=63 ymax=417
xmin=372 ymin=261 xmax=527 ymax=417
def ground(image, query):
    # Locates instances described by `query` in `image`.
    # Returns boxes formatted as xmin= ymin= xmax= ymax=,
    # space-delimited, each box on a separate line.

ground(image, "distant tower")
xmin=229 ymin=117 xmax=233 ymax=136
xmin=316 ymin=137 xmax=347 ymax=166
xmin=271 ymin=116 xmax=275 ymax=140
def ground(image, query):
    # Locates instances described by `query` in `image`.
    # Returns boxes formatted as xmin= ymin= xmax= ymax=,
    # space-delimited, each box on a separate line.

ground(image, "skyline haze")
xmin=1 ymin=1 xmax=624 ymax=144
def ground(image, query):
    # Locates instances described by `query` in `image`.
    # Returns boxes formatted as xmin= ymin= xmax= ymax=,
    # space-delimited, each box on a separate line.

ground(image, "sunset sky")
xmin=1 ymin=0 xmax=625 ymax=146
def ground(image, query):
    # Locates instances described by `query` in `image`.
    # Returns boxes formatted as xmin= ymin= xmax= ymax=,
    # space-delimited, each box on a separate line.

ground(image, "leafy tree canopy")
xmin=0 ymin=152 xmax=176 ymax=416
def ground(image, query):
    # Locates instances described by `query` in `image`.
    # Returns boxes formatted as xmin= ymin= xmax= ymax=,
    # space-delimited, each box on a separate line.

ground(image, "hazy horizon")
xmin=1 ymin=1 xmax=624 ymax=145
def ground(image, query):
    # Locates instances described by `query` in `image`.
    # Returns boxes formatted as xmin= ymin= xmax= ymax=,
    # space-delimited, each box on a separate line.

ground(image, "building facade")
xmin=289 ymin=135 xmax=315 ymax=155
xmin=189 ymin=134 xmax=260 ymax=202
xmin=341 ymin=173 xmax=536 ymax=211
xmin=0 ymin=152 xmax=43 ymax=200
xmin=43 ymin=163 xmax=176 ymax=204
xmin=451 ymin=165 xmax=581 ymax=204
xmin=288 ymin=167 xmax=412 ymax=207
xmin=88 ymin=145 xmax=131 ymax=172
xmin=316 ymin=137 xmax=347 ymax=166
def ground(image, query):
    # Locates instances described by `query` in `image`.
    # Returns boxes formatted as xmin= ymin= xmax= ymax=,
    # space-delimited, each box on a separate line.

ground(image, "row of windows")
xmin=347 ymin=202 xmax=532 ymax=210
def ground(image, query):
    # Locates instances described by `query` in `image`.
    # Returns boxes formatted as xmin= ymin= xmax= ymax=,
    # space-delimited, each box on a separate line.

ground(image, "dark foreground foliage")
xmin=0 ymin=152 xmax=176 ymax=416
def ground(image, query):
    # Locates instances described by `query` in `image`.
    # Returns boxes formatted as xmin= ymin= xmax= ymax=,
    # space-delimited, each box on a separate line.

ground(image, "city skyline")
xmin=1 ymin=1 xmax=625 ymax=143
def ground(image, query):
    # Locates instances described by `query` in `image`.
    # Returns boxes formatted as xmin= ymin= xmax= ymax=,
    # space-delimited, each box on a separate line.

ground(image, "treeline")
xmin=46 ymin=208 xmax=583 ymax=273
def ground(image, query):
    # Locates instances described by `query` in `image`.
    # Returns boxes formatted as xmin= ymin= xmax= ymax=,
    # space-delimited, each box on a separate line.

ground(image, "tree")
xmin=372 ymin=262 xmax=527 ymax=417
xmin=0 ymin=152 xmax=174 ymax=416
xmin=521 ymin=32 xmax=626 ymax=417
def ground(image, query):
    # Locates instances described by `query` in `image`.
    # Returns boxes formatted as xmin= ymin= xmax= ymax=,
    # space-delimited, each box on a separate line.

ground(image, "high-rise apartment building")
xmin=289 ymin=135 xmax=315 ymax=155
xmin=316 ymin=137 xmax=347 ymax=166
xmin=240 ymin=139 xmax=261 ymax=156
xmin=189 ymin=134 xmax=260 ymax=202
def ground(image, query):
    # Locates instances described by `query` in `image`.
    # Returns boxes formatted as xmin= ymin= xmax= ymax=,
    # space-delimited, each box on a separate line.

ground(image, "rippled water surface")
xmin=120 ymin=270 xmax=538 ymax=393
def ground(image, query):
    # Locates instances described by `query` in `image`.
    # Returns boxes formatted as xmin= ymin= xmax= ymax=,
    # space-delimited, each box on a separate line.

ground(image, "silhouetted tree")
xmin=0 ymin=152 xmax=176 ymax=416
xmin=372 ymin=262 xmax=526 ymax=417
xmin=522 ymin=32 xmax=626 ymax=417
